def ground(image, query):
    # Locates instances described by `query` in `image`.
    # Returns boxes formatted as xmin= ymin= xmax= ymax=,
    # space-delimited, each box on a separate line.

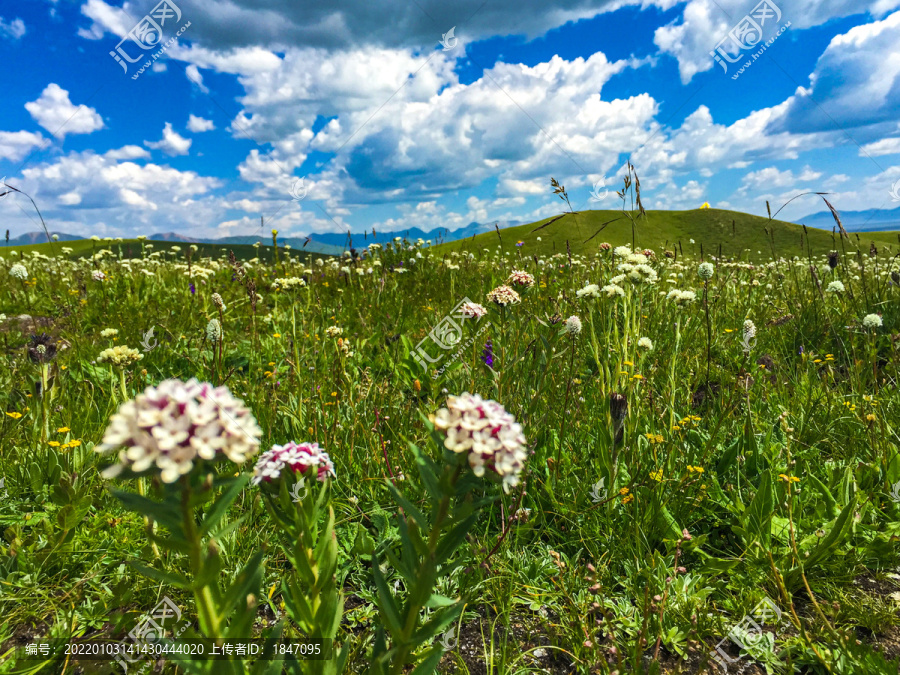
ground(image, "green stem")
xmin=181 ymin=478 xmax=222 ymax=638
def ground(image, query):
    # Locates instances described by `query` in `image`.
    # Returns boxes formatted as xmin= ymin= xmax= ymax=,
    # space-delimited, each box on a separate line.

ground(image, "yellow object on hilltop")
xmin=700 ymin=202 xmax=711 ymax=209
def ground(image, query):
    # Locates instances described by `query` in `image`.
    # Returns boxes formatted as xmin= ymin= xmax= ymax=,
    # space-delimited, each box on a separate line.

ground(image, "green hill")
xmin=433 ymin=208 xmax=900 ymax=260
xmin=3 ymin=208 xmax=899 ymax=263
xmin=0 ymin=238 xmax=326 ymax=264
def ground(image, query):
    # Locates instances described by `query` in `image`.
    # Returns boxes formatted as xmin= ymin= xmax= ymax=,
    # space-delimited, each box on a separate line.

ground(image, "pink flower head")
xmin=433 ymin=392 xmax=528 ymax=491
xmin=251 ymin=441 xmax=336 ymax=486
xmin=506 ymin=270 xmax=535 ymax=289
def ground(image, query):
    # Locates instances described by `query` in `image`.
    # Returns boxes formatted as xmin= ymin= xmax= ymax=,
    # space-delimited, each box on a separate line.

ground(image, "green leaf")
xmin=425 ymin=593 xmax=458 ymax=608
xmin=200 ymin=474 xmax=250 ymax=536
xmin=385 ymin=481 xmax=428 ymax=529
xmin=744 ymin=471 xmax=774 ymax=548
xmin=128 ymin=561 xmax=192 ymax=589
xmin=56 ymin=505 xmax=83 ymax=531
xmin=716 ymin=437 xmax=741 ymax=475
xmin=654 ymin=505 xmax=682 ymax=542
xmin=352 ymin=523 xmax=376 ymax=556
xmin=410 ymin=644 xmax=445 ymax=675
xmin=807 ymin=474 xmax=839 ymax=517
xmin=112 ymin=489 xmax=184 ymax=532
xmin=223 ymin=550 xmax=265 ymax=617
xmin=434 ymin=514 xmax=476 ymax=566
xmin=804 ymin=494 xmax=857 ymax=569
xmin=372 ymin=554 xmax=403 ymax=633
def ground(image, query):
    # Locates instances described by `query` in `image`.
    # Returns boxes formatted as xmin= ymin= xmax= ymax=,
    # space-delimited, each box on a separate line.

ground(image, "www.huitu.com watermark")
xmin=710 ymin=1 xmax=789 ymax=80
xmin=109 ymin=0 xmax=191 ymax=81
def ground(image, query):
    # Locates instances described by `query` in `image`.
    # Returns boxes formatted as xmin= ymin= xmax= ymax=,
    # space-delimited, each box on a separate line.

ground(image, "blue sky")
xmin=1 ymin=0 xmax=900 ymax=239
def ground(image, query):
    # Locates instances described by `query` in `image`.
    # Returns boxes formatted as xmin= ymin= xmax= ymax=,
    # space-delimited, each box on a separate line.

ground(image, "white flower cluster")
xmin=667 ymin=289 xmax=697 ymax=307
xmin=460 ymin=302 xmax=487 ymax=319
xmin=98 ymin=345 xmax=143 ymax=367
xmin=92 ymin=270 xmax=107 ymax=282
xmin=325 ymin=325 xmax=343 ymax=338
xmin=487 ymin=285 xmax=521 ymax=306
xmin=434 ymin=393 xmax=528 ymax=491
xmin=507 ymin=270 xmax=535 ymax=288
xmin=101 ymin=328 xmax=119 ymax=338
xmin=613 ymin=246 xmax=632 ymax=258
xmin=9 ymin=263 xmax=27 ymax=280
xmin=826 ymin=280 xmax=845 ymax=294
xmin=743 ymin=319 xmax=757 ymax=341
xmin=616 ymin=259 xmax=658 ymax=284
xmin=576 ymin=283 xmax=600 ymax=299
xmin=271 ymin=277 xmax=307 ymax=291
xmin=205 ymin=318 xmax=221 ymax=342
xmin=251 ymin=441 xmax=336 ymax=486
xmin=211 ymin=292 xmax=226 ymax=310
xmin=698 ymin=262 xmax=715 ymax=280
xmin=638 ymin=337 xmax=653 ymax=350
xmin=97 ymin=378 xmax=262 ymax=482
xmin=565 ymin=315 xmax=582 ymax=335
xmin=601 ymin=283 xmax=625 ymax=298
xmin=863 ymin=313 xmax=883 ymax=329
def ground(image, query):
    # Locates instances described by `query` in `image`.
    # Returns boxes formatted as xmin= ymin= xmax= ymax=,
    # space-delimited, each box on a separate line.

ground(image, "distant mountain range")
xmin=796 ymin=205 xmax=900 ymax=232
xmin=5 ymin=220 xmax=518 ymax=253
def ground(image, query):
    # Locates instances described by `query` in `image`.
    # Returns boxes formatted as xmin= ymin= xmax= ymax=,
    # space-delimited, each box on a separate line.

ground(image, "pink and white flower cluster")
xmin=251 ymin=441 xmax=336 ymax=486
xmin=460 ymin=301 xmax=487 ymax=319
xmin=434 ymin=393 xmax=528 ymax=491
xmin=506 ymin=270 xmax=535 ymax=289
xmin=486 ymin=285 xmax=521 ymax=306
xmin=97 ymin=378 xmax=262 ymax=483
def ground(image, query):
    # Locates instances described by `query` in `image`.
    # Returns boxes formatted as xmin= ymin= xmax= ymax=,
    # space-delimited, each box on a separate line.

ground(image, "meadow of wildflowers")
xmin=1 ymin=230 xmax=900 ymax=674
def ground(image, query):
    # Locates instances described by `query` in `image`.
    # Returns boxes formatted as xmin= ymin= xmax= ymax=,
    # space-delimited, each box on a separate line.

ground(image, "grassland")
xmin=435 ymin=208 xmax=900 ymax=262
xmin=1 ymin=223 xmax=899 ymax=674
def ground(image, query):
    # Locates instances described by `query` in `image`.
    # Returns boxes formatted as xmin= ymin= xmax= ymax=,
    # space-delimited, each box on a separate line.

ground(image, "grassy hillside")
xmin=0 ymin=238 xmax=326 ymax=264
xmin=4 ymin=208 xmax=899 ymax=264
xmin=434 ymin=207 xmax=900 ymax=260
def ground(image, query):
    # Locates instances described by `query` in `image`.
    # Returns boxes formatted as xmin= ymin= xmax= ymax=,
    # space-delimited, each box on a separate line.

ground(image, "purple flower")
xmin=798 ymin=346 xmax=804 ymax=355
xmin=189 ymin=283 xmax=196 ymax=295
xmin=481 ymin=339 xmax=494 ymax=367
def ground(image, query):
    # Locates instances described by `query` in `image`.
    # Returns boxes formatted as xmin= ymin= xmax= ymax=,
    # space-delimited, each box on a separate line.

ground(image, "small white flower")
xmin=9 ymin=263 xmax=28 ymax=280
xmin=698 ymin=262 xmax=715 ymax=280
xmin=576 ymin=283 xmax=601 ymax=299
xmin=826 ymin=280 xmax=845 ymax=294
xmin=601 ymin=283 xmax=625 ymax=298
xmin=638 ymin=337 xmax=653 ymax=351
xmin=863 ymin=313 xmax=883 ymax=329
xmin=206 ymin=318 xmax=222 ymax=342
xmin=565 ymin=315 xmax=582 ymax=335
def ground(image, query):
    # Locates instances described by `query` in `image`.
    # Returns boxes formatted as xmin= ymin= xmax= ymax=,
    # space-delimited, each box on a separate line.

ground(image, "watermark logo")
xmin=889 ymin=480 xmax=900 ymax=503
xmin=290 ymin=477 xmax=309 ymax=503
xmin=115 ymin=596 xmax=191 ymax=673
xmin=109 ymin=1 xmax=191 ymax=80
xmin=710 ymin=1 xmax=788 ymax=79
xmin=440 ymin=27 xmax=458 ymax=51
xmin=140 ymin=326 xmax=158 ymax=352
xmin=709 ymin=597 xmax=783 ymax=672
xmin=289 ymin=177 xmax=308 ymax=201
xmin=412 ymin=297 xmax=490 ymax=378
xmin=590 ymin=478 xmax=606 ymax=503
xmin=889 ymin=179 xmax=900 ymax=202
xmin=589 ymin=176 xmax=608 ymax=202
xmin=439 ymin=626 xmax=458 ymax=651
